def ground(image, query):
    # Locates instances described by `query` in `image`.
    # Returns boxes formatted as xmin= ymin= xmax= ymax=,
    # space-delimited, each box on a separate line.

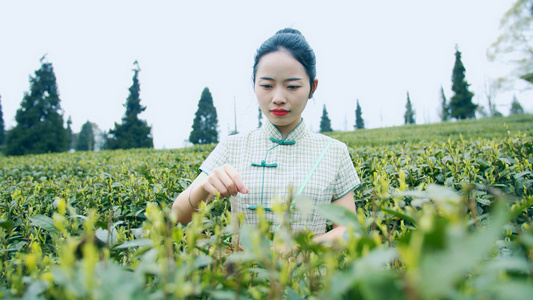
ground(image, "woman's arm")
xmin=172 ymin=165 xmax=248 ymax=224
xmin=172 ymin=173 xmax=210 ymax=224
xmin=313 ymin=191 xmax=356 ymax=244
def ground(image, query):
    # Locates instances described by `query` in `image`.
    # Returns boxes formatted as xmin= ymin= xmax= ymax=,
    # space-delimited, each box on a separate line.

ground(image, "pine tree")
xmin=439 ymin=86 xmax=450 ymax=122
xmin=229 ymin=97 xmax=238 ymax=136
xmin=5 ymin=57 xmax=68 ymax=156
xmin=66 ymin=116 xmax=74 ymax=150
xmin=107 ymin=61 xmax=153 ymax=149
xmin=189 ymin=87 xmax=219 ymax=144
xmin=354 ymin=99 xmax=365 ymax=130
xmin=258 ymin=106 xmax=263 ymax=128
xmin=76 ymin=121 xmax=94 ymax=151
xmin=320 ymin=104 xmax=333 ymax=133
xmin=404 ymin=92 xmax=416 ymax=124
xmin=510 ymin=95 xmax=524 ymax=115
xmin=0 ymin=95 xmax=5 ymax=146
xmin=449 ymin=46 xmax=477 ymax=120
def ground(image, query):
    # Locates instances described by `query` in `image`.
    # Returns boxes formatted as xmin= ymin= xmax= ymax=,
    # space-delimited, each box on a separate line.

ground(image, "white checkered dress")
xmin=200 ymin=120 xmax=360 ymax=236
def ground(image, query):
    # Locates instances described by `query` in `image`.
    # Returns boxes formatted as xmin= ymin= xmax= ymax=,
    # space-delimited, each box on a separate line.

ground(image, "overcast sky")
xmin=0 ymin=0 xmax=530 ymax=149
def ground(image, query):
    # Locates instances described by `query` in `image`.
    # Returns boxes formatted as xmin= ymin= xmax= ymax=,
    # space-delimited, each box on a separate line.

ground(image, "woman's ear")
xmin=309 ymin=79 xmax=319 ymax=99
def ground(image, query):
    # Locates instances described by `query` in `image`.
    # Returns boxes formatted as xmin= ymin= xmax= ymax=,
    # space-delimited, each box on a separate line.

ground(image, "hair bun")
xmin=275 ymin=28 xmax=302 ymax=36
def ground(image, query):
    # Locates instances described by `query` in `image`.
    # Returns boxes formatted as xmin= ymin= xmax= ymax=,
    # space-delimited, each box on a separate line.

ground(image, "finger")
xmin=222 ymin=165 xmax=248 ymax=194
xmin=201 ymin=177 xmax=222 ymax=198
xmin=206 ymin=174 xmax=230 ymax=198
xmin=211 ymin=168 xmax=238 ymax=197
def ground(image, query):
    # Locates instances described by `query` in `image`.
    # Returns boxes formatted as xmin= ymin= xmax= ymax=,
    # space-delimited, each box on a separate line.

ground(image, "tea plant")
xmin=0 ymin=115 xmax=531 ymax=299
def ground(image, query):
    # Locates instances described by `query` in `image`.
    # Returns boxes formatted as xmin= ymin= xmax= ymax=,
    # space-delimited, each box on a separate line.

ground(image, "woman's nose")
xmin=272 ymin=87 xmax=286 ymax=104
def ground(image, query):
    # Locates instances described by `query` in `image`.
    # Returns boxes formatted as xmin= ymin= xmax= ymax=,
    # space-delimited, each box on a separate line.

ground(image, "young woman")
xmin=172 ymin=28 xmax=360 ymax=243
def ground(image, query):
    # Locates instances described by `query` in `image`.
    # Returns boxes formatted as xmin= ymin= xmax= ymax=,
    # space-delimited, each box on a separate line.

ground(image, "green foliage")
xmin=75 ymin=121 xmax=94 ymax=151
xmin=0 ymin=95 xmax=5 ymax=146
xmin=320 ymin=104 xmax=333 ymax=133
xmin=107 ymin=61 xmax=153 ymax=150
xmin=404 ymin=91 xmax=415 ymax=124
xmin=4 ymin=58 xmax=68 ymax=156
xmin=189 ymin=87 xmax=219 ymax=145
xmin=1 ymin=115 xmax=532 ymax=299
xmin=354 ymin=99 xmax=364 ymax=129
xmin=440 ymin=86 xmax=450 ymax=121
xmin=489 ymin=0 xmax=533 ymax=87
xmin=510 ymin=95 xmax=525 ymax=115
xmin=450 ymin=47 xmax=477 ymax=120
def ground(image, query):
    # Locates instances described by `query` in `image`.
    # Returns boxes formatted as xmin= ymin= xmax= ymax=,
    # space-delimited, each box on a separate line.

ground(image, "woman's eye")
xmin=287 ymin=85 xmax=300 ymax=90
xmin=261 ymin=84 xmax=272 ymax=89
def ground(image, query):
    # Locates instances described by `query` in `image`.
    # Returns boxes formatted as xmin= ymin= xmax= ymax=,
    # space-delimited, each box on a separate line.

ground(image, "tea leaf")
xmin=113 ymin=238 xmax=153 ymax=249
xmin=29 ymin=214 xmax=58 ymax=234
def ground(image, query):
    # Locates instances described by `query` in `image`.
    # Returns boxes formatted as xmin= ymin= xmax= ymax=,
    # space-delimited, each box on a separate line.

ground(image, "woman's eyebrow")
xmin=258 ymin=77 xmax=303 ymax=81
xmin=285 ymin=77 xmax=303 ymax=82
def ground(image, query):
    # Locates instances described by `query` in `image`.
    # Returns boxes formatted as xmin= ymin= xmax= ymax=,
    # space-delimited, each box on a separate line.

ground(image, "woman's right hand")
xmin=201 ymin=165 xmax=248 ymax=198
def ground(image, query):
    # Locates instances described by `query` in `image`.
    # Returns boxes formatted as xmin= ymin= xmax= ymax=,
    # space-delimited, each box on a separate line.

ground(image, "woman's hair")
xmin=253 ymin=28 xmax=316 ymax=92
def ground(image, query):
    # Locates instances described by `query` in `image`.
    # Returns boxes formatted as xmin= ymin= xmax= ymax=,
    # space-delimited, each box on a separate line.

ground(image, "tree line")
xmin=0 ymin=1 xmax=530 ymax=155
xmin=325 ymin=45 xmax=526 ymax=134
xmin=0 ymin=47 xmax=526 ymax=156
xmin=0 ymin=58 xmax=153 ymax=156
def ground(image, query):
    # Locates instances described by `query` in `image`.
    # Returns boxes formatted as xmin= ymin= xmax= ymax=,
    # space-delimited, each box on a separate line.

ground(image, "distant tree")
xmin=439 ymin=86 xmax=450 ymax=122
xmin=449 ymin=46 xmax=477 ymax=120
xmin=404 ymin=92 xmax=416 ymax=124
xmin=320 ymin=104 xmax=333 ymax=133
xmin=0 ymin=95 xmax=5 ymax=146
xmin=76 ymin=121 xmax=94 ymax=151
xmin=189 ymin=87 xmax=219 ymax=144
xmin=483 ymin=78 xmax=501 ymax=117
xmin=258 ymin=106 xmax=263 ymax=128
xmin=510 ymin=95 xmax=524 ymax=115
xmin=354 ymin=99 xmax=365 ymax=129
xmin=106 ymin=61 xmax=153 ymax=149
xmin=229 ymin=97 xmax=238 ymax=136
xmin=90 ymin=123 xmax=106 ymax=150
xmin=5 ymin=57 xmax=68 ymax=156
xmin=488 ymin=0 xmax=533 ymax=87
xmin=66 ymin=116 xmax=74 ymax=150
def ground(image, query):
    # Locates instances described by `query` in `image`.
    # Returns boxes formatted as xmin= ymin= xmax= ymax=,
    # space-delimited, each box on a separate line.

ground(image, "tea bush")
xmin=0 ymin=115 xmax=532 ymax=299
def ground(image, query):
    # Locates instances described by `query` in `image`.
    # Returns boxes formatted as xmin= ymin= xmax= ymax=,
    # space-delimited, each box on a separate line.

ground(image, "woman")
xmin=172 ymin=28 xmax=360 ymax=243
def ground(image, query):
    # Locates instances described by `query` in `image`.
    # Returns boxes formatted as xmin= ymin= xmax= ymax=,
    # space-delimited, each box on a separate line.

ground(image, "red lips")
xmin=271 ymin=109 xmax=289 ymax=116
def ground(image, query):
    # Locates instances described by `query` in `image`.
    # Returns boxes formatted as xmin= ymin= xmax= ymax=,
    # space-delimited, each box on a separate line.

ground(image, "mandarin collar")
xmin=262 ymin=118 xmax=309 ymax=145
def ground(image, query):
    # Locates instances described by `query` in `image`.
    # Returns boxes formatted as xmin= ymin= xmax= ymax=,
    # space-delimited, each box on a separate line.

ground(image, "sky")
xmin=0 ymin=0 xmax=530 ymax=149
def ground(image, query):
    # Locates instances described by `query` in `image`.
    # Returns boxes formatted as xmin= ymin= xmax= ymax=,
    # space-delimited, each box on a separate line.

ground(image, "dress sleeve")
xmin=332 ymin=143 xmax=361 ymax=200
xmin=199 ymin=141 xmax=229 ymax=175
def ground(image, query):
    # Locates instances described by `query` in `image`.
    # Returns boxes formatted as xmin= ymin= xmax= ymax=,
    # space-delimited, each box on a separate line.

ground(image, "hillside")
xmin=328 ymin=114 xmax=533 ymax=148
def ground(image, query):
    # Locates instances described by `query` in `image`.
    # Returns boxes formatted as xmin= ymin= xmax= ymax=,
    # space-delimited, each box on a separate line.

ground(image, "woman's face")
xmin=254 ymin=50 xmax=318 ymax=137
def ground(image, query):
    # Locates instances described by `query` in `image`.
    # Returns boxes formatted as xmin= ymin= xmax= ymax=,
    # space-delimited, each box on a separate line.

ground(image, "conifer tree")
xmin=354 ymin=99 xmax=365 ymax=129
xmin=258 ymin=106 xmax=263 ymax=128
xmin=439 ymin=86 xmax=450 ymax=122
xmin=510 ymin=95 xmax=524 ymax=115
xmin=5 ymin=57 xmax=68 ymax=156
xmin=76 ymin=121 xmax=95 ymax=151
xmin=449 ymin=46 xmax=477 ymax=119
xmin=404 ymin=92 xmax=416 ymax=124
xmin=0 ymin=95 xmax=5 ymax=146
xmin=66 ymin=116 xmax=74 ymax=150
xmin=106 ymin=61 xmax=153 ymax=149
xmin=320 ymin=104 xmax=333 ymax=133
xmin=189 ymin=87 xmax=219 ymax=144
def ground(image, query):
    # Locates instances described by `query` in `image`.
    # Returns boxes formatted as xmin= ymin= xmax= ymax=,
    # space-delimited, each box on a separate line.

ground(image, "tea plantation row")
xmin=0 ymin=115 xmax=532 ymax=299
